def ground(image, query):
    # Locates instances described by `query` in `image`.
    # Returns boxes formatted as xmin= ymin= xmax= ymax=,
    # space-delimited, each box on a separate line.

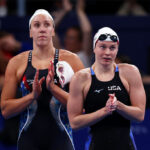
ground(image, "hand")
xmin=32 ymin=70 xmax=45 ymax=100
xmin=46 ymin=61 xmax=55 ymax=91
xmin=76 ymin=0 xmax=85 ymax=12
xmin=106 ymin=93 xmax=117 ymax=114
xmin=63 ymin=0 xmax=72 ymax=12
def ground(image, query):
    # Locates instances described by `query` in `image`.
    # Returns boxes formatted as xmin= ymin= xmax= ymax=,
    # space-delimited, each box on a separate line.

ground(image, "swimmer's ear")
xmin=29 ymin=29 xmax=33 ymax=38
xmin=51 ymin=28 xmax=55 ymax=37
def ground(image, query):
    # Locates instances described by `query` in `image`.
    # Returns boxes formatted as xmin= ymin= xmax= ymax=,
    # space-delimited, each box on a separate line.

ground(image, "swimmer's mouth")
xmin=38 ymin=36 xmax=47 ymax=38
xmin=103 ymin=57 xmax=111 ymax=61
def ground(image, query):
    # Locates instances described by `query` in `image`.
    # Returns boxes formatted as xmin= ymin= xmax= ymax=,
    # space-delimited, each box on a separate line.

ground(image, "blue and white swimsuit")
xmin=18 ymin=50 xmax=74 ymax=150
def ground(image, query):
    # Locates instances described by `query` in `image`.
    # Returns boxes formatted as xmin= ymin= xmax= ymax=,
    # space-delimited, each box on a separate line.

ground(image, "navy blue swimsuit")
xmin=84 ymin=66 xmax=137 ymax=150
xmin=18 ymin=50 xmax=74 ymax=150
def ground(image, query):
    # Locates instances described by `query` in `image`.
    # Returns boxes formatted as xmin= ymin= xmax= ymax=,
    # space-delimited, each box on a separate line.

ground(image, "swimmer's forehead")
xmin=31 ymin=14 xmax=53 ymax=23
xmin=29 ymin=9 xmax=54 ymax=28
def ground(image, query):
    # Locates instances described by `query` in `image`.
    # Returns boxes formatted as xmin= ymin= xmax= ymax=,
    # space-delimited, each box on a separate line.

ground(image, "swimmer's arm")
xmin=76 ymin=0 xmax=92 ymax=56
xmin=116 ymin=65 xmax=146 ymax=122
xmin=52 ymin=0 xmax=72 ymax=49
xmin=67 ymin=72 xmax=110 ymax=130
xmin=48 ymin=84 xmax=69 ymax=106
xmin=53 ymin=0 xmax=72 ymax=29
xmin=1 ymin=59 xmax=35 ymax=119
xmin=55 ymin=55 xmax=84 ymax=105
xmin=47 ymin=54 xmax=84 ymax=106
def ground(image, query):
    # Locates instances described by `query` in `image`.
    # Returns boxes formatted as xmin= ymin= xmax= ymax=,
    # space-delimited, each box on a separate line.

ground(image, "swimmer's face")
xmin=94 ymin=40 xmax=118 ymax=65
xmin=30 ymin=14 xmax=55 ymax=47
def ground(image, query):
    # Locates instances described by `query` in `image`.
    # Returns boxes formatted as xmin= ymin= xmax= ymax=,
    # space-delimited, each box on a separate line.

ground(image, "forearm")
xmin=117 ymin=101 xmax=145 ymax=122
xmin=1 ymin=93 xmax=34 ymax=119
xmin=54 ymin=0 xmax=72 ymax=29
xmin=50 ymin=84 xmax=68 ymax=106
xmin=70 ymin=107 xmax=109 ymax=130
xmin=77 ymin=10 xmax=92 ymax=33
xmin=77 ymin=10 xmax=92 ymax=54
xmin=54 ymin=9 xmax=69 ymax=29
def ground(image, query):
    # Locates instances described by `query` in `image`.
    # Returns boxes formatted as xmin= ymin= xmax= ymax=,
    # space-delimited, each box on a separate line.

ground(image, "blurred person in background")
xmin=0 ymin=31 xmax=21 ymax=147
xmin=0 ymin=30 xmax=32 ymax=76
xmin=53 ymin=0 xmax=92 ymax=67
xmin=1 ymin=9 xmax=84 ymax=150
xmin=0 ymin=0 xmax=7 ymax=17
xmin=0 ymin=31 xmax=21 ymax=76
xmin=117 ymin=0 xmax=148 ymax=16
xmin=115 ymin=54 xmax=132 ymax=64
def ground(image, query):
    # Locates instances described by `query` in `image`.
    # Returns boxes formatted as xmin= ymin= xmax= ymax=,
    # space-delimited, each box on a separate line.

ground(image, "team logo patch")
xmin=94 ymin=89 xmax=104 ymax=93
xmin=108 ymin=85 xmax=121 ymax=91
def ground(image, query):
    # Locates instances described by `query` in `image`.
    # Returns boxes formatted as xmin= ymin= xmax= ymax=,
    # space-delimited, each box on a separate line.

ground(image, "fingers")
xmin=50 ymin=60 xmax=55 ymax=76
xmin=34 ymin=70 xmax=45 ymax=87
xmin=48 ymin=61 xmax=55 ymax=76
xmin=77 ymin=0 xmax=85 ymax=10
xmin=106 ymin=93 xmax=118 ymax=114
xmin=109 ymin=93 xmax=115 ymax=99
xmin=48 ymin=69 xmax=54 ymax=81
xmin=34 ymin=70 xmax=39 ymax=81
xmin=109 ymin=93 xmax=116 ymax=104
xmin=39 ymin=77 xmax=45 ymax=85
xmin=63 ymin=0 xmax=72 ymax=12
xmin=48 ymin=61 xmax=55 ymax=80
xmin=46 ymin=62 xmax=55 ymax=90
xmin=32 ymin=70 xmax=44 ymax=99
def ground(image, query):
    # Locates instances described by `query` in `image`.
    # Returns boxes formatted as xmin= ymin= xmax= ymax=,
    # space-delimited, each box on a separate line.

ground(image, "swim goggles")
xmin=98 ymin=34 xmax=118 ymax=42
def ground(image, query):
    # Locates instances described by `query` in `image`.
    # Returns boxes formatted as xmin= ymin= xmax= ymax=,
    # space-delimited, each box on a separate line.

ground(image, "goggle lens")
xmin=99 ymin=34 xmax=118 ymax=42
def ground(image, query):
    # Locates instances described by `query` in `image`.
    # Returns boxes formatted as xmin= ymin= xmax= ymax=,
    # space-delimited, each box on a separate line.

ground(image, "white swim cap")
xmin=93 ymin=27 xmax=119 ymax=49
xmin=29 ymin=9 xmax=54 ymax=28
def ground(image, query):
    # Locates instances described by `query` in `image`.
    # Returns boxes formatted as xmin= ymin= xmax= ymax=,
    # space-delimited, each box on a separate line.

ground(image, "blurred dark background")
xmin=6 ymin=0 xmax=150 ymax=15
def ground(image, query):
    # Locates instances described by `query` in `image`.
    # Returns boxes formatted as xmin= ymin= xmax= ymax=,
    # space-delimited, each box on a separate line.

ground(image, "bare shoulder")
xmin=6 ymin=51 xmax=30 ymax=82
xmin=59 ymin=49 xmax=80 ymax=60
xmin=59 ymin=49 xmax=84 ymax=72
xmin=118 ymin=63 xmax=141 ymax=80
xmin=8 ymin=51 xmax=29 ymax=68
xmin=72 ymin=68 xmax=91 ymax=83
xmin=118 ymin=63 xmax=140 ymax=73
xmin=70 ymin=68 xmax=92 ymax=98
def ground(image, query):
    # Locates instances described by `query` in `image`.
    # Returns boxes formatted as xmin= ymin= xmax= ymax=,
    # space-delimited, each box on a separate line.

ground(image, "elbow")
xmin=138 ymin=109 xmax=145 ymax=122
xmin=1 ymin=109 xmax=10 ymax=119
xmin=1 ymin=105 xmax=11 ymax=119
xmin=135 ymin=113 xmax=145 ymax=122
xmin=70 ymin=121 xmax=81 ymax=131
xmin=70 ymin=124 xmax=80 ymax=131
xmin=137 ymin=114 xmax=145 ymax=122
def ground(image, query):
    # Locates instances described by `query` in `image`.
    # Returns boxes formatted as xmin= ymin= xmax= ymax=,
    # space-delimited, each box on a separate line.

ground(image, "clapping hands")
xmin=106 ymin=93 xmax=118 ymax=114
xmin=46 ymin=61 xmax=55 ymax=91
xmin=32 ymin=70 xmax=45 ymax=100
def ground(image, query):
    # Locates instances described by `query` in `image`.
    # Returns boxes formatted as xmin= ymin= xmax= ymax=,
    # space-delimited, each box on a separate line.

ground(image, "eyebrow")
xmin=33 ymin=19 xmax=51 ymax=22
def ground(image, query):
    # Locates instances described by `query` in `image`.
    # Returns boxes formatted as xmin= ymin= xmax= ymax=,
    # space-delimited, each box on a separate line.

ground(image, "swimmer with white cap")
xmin=93 ymin=27 xmax=119 ymax=49
xmin=1 ymin=8 xmax=84 ymax=150
xmin=68 ymin=26 xmax=146 ymax=150
xmin=29 ymin=9 xmax=55 ymax=28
